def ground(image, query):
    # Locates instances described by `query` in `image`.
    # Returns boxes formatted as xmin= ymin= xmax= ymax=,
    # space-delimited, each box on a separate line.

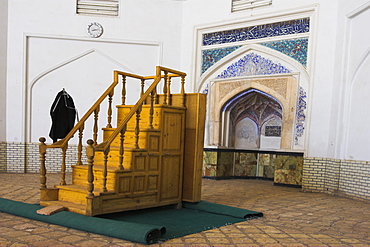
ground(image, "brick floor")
xmin=0 ymin=173 xmax=370 ymax=246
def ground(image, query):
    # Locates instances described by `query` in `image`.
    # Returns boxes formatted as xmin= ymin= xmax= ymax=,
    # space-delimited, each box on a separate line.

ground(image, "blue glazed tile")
xmin=216 ymin=53 xmax=291 ymax=79
xmin=202 ymin=46 xmax=242 ymax=74
xmin=295 ymin=86 xmax=307 ymax=144
xmin=261 ymin=38 xmax=308 ymax=67
xmin=203 ymin=18 xmax=310 ymax=46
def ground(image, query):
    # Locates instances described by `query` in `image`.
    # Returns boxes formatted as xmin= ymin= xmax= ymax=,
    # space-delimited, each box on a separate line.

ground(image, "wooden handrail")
xmin=95 ymin=66 xmax=186 ymax=153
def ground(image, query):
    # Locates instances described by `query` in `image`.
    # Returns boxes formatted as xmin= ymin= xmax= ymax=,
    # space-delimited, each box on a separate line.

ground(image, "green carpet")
xmin=0 ymin=198 xmax=263 ymax=244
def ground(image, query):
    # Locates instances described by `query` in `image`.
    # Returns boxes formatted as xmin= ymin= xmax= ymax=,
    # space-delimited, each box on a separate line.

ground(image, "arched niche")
xmin=210 ymin=79 xmax=297 ymax=150
xmin=223 ymin=89 xmax=283 ymax=149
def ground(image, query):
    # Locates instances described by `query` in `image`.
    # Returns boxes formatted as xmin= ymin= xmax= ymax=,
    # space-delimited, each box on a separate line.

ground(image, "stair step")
xmin=55 ymin=184 xmax=115 ymax=205
xmin=55 ymin=184 xmax=115 ymax=196
xmin=39 ymin=200 xmax=87 ymax=215
xmin=72 ymin=164 xmax=130 ymax=190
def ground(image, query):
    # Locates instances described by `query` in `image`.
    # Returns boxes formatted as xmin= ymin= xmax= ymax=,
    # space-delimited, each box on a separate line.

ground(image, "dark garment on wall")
xmin=49 ymin=90 xmax=76 ymax=143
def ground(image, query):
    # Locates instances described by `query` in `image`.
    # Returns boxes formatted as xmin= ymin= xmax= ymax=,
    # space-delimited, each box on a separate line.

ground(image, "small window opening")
xmin=77 ymin=0 xmax=119 ymax=17
xmin=231 ymin=0 xmax=272 ymax=12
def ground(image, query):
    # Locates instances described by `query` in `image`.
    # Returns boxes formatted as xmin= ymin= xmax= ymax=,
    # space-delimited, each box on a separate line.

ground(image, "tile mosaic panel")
xmin=262 ymin=165 xmax=275 ymax=178
xmin=202 ymin=150 xmax=303 ymax=184
xmin=234 ymin=163 xmax=257 ymax=176
xmin=203 ymin=151 xmax=218 ymax=164
xmin=216 ymin=52 xmax=291 ymax=79
xmin=217 ymin=151 xmax=234 ymax=165
xmin=203 ymin=18 xmax=310 ymax=46
xmin=273 ymin=155 xmax=303 ymax=185
xmin=295 ymin=87 xmax=307 ymax=145
xmin=202 ymin=46 xmax=242 ymax=74
xmin=238 ymin=152 xmax=257 ymax=165
xmin=261 ymin=38 xmax=308 ymax=67
xmin=219 ymin=163 xmax=234 ymax=177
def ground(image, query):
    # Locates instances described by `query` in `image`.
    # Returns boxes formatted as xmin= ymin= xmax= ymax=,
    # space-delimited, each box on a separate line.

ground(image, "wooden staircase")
xmin=38 ymin=67 xmax=206 ymax=216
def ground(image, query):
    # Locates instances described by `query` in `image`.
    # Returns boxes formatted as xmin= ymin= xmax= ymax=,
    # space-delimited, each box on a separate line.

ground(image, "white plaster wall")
xmin=235 ymin=118 xmax=258 ymax=149
xmin=6 ymin=0 xmax=184 ymax=143
xmin=330 ymin=1 xmax=370 ymax=161
xmin=0 ymin=0 xmax=8 ymax=141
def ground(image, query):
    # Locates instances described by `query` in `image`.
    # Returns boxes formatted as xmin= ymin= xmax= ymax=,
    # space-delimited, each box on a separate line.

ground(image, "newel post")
xmin=86 ymin=139 xmax=95 ymax=199
xmin=39 ymin=137 xmax=47 ymax=189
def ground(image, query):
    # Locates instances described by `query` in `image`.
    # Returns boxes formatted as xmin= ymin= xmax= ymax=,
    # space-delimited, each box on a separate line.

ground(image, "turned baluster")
xmin=39 ymin=137 xmax=47 ymax=189
xmin=121 ymin=75 xmax=126 ymax=105
xmin=118 ymin=124 xmax=126 ymax=170
xmin=106 ymin=92 xmax=113 ymax=128
xmin=181 ymin=75 xmax=186 ymax=107
xmin=76 ymin=123 xmax=84 ymax=165
xmin=93 ymin=106 xmax=100 ymax=145
xmin=102 ymin=148 xmax=109 ymax=192
xmin=166 ymin=76 xmax=172 ymax=106
xmin=163 ymin=72 xmax=168 ymax=105
xmin=134 ymin=104 xmax=142 ymax=149
xmin=60 ymin=145 xmax=67 ymax=185
xmin=154 ymin=86 xmax=159 ymax=104
xmin=140 ymin=79 xmax=145 ymax=97
xmin=86 ymin=139 xmax=95 ymax=199
xmin=149 ymin=91 xmax=155 ymax=129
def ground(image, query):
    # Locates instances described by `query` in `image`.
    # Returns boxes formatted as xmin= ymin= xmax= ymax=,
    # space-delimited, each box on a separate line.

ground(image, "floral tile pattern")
xmin=202 ymin=46 xmax=242 ymax=74
xmin=295 ymin=86 xmax=307 ymax=145
xmin=261 ymin=38 xmax=308 ymax=67
xmin=216 ymin=52 xmax=291 ymax=79
xmin=202 ymin=18 xmax=310 ymax=46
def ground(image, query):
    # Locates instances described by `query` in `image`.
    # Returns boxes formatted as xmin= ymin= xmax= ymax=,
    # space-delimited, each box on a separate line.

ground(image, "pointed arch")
xmin=196 ymin=43 xmax=308 ymax=93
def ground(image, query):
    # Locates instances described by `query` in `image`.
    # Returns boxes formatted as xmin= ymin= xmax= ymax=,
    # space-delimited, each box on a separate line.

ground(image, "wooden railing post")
xmin=60 ymin=145 xmax=67 ymax=185
xmin=102 ymin=148 xmax=109 ymax=192
xmin=166 ymin=76 xmax=172 ymax=106
xmin=140 ymin=79 xmax=145 ymax=97
xmin=118 ymin=124 xmax=126 ymax=170
xmin=149 ymin=90 xmax=155 ymax=129
xmin=121 ymin=75 xmax=126 ymax=105
xmin=163 ymin=72 xmax=168 ymax=105
xmin=86 ymin=139 xmax=95 ymax=199
xmin=39 ymin=137 xmax=47 ymax=189
xmin=181 ymin=75 xmax=186 ymax=107
xmin=134 ymin=104 xmax=142 ymax=149
xmin=93 ymin=106 xmax=100 ymax=145
xmin=76 ymin=123 xmax=84 ymax=165
xmin=106 ymin=91 xmax=113 ymax=128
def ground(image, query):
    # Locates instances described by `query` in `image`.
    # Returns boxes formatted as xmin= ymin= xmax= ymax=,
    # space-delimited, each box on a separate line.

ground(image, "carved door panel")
xmin=160 ymin=110 xmax=185 ymax=202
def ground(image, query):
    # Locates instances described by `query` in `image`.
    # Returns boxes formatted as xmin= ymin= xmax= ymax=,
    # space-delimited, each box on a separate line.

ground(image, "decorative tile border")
xmin=216 ymin=52 xmax=291 ymax=79
xmin=261 ymin=38 xmax=308 ymax=67
xmin=202 ymin=18 xmax=310 ymax=46
xmin=295 ymin=86 xmax=307 ymax=145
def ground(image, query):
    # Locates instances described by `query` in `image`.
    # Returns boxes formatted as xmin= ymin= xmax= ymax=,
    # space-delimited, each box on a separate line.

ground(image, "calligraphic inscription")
xmin=265 ymin=126 xmax=281 ymax=137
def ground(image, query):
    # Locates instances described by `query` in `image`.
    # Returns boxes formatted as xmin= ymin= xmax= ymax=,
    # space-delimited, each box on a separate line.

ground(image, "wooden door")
xmin=160 ymin=109 xmax=185 ymax=202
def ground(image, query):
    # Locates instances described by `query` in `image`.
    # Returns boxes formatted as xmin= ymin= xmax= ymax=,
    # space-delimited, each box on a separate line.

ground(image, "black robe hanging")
xmin=49 ymin=90 xmax=76 ymax=143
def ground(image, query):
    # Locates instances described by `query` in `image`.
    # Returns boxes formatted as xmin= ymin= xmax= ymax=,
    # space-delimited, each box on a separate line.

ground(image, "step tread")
xmin=55 ymin=184 xmax=116 ymax=195
xmin=40 ymin=200 xmax=86 ymax=210
xmin=39 ymin=200 xmax=87 ymax=215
